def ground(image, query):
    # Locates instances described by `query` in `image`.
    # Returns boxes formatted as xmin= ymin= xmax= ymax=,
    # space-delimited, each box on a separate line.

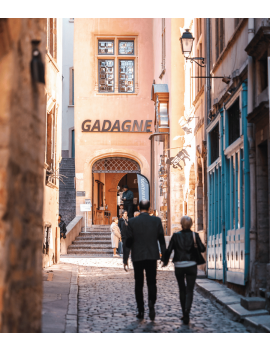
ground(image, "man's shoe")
xmin=136 ymin=311 xmax=144 ymax=319
xmin=148 ymin=300 xmax=155 ymax=321
xmin=183 ymin=311 xmax=190 ymax=325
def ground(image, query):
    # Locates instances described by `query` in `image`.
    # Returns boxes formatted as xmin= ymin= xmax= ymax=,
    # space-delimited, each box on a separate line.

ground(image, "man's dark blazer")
xmin=123 ymin=212 xmax=166 ymax=265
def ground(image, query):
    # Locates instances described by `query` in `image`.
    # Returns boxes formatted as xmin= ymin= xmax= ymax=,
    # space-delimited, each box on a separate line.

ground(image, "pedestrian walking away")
xmin=123 ymin=200 xmax=166 ymax=321
xmin=162 ymin=215 xmax=206 ymax=325
xmin=122 ymin=185 xmax=134 ymax=219
xmin=58 ymin=214 xmax=67 ymax=239
xmin=110 ymin=217 xmax=122 ymax=258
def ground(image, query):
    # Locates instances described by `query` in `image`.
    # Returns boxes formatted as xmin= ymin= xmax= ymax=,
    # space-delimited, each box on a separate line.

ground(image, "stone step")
xmin=75 ymin=237 xmax=111 ymax=242
xmin=67 ymin=248 xmax=114 ymax=254
xmin=79 ymin=232 xmax=111 ymax=238
xmin=69 ymin=244 xmax=111 ymax=249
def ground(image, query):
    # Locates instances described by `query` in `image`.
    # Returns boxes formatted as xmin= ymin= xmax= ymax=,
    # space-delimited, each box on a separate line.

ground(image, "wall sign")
xmin=77 ymin=191 xmax=85 ymax=197
xmin=166 ymin=149 xmax=191 ymax=170
xmin=82 ymin=119 xmax=152 ymax=133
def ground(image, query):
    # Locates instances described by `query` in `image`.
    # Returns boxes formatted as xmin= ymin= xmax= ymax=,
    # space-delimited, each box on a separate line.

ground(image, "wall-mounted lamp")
xmin=180 ymin=29 xmax=205 ymax=67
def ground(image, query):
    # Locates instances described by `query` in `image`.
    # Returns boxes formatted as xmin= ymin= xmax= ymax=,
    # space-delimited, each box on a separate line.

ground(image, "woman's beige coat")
xmin=110 ymin=222 xmax=121 ymax=248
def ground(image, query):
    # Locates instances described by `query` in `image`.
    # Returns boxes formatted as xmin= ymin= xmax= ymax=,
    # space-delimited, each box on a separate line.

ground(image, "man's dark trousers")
xmin=133 ymin=260 xmax=157 ymax=312
xmin=124 ymin=202 xmax=133 ymax=218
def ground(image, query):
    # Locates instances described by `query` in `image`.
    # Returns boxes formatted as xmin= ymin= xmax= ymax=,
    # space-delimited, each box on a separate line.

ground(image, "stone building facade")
xmin=73 ymin=19 xmax=154 ymax=224
xmin=0 ymin=18 xmax=46 ymax=332
xmin=180 ymin=18 xmax=270 ymax=299
xmin=42 ymin=19 xmax=62 ymax=268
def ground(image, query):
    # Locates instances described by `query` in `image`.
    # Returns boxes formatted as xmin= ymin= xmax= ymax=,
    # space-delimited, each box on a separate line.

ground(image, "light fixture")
xmin=180 ymin=29 xmax=205 ymax=67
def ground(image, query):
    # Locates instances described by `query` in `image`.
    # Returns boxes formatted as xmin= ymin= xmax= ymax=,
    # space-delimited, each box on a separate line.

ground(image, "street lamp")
xmin=180 ymin=29 xmax=205 ymax=67
xmin=180 ymin=28 xmax=231 ymax=83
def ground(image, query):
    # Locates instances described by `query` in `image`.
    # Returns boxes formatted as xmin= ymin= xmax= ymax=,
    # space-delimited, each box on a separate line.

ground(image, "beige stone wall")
xmin=42 ymin=19 xmax=62 ymax=268
xmin=0 ymin=18 xmax=46 ymax=332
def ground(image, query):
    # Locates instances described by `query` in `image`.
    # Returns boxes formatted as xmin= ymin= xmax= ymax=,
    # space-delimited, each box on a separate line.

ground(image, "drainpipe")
xmin=205 ymin=18 xmax=211 ymax=274
xmin=247 ymin=18 xmax=256 ymax=295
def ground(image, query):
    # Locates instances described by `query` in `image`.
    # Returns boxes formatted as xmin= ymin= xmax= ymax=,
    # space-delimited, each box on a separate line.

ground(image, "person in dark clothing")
xmin=118 ymin=210 xmax=128 ymax=256
xmin=162 ymin=215 xmax=206 ymax=325
xmin=123 ymin=200 xmax=166 ymax=321
xmin=122 ymin=185 xmax=134 ymax=218
xmin=58 ymin=214 xmax=67 ymax=239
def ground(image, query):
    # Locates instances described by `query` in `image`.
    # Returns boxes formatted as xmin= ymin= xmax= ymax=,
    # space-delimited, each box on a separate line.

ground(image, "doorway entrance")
xmin=92 ymin=157 xmax=149 ymax=225
xmin=117 ymin=173 xmax=139 ymax=219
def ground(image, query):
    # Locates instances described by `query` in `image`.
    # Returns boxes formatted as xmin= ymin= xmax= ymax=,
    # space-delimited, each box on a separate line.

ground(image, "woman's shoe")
xmin=113 ymin=254 xmax=120 ymax=257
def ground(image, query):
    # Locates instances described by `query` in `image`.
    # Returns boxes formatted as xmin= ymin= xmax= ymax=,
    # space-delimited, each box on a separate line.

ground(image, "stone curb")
xmin=195 ymin=280 xmax=270 ymax=333
xmin=65 ymin=267 xmax=78 ymax=333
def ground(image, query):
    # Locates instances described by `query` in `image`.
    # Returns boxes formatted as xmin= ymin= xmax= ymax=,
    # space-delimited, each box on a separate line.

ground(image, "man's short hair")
xmin=180 ymin=216 xmax=193 ymax=230
xmin=123 ymin=185 xmax=129 ymax=189
xmin=139 ymin=200 xmax=150 ymax=210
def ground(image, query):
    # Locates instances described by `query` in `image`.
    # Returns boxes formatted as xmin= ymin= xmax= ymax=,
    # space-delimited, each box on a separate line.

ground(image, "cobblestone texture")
xmin=61 ymin=257 xmax=249 ymax=333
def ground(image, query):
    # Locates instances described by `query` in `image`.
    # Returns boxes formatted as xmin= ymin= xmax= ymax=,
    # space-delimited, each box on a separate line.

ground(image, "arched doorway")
xmin=92 ymin=157 xmax=149 ymax=224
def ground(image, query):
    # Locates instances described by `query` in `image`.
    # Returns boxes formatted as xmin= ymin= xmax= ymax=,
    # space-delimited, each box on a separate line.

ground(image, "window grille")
xmin=119 ymin=40 xmax=134 ymax=55
xmin=98 ymin=40 xmax=114 ymax=55
xmin=92 ymin=157 xmax=140 ymax=173
xmin=119 ymin=60 xmax=134 ymax=93
xmin=98 ymin=59 xmax=114 ymax=93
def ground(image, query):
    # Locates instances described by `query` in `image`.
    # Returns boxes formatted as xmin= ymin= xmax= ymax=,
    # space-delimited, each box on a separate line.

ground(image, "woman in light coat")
xmin=110 ymin=217 xmax=121 ymax=257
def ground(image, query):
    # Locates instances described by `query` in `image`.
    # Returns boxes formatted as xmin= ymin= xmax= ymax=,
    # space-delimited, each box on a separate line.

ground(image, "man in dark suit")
xmin=123 ymin=200 xmax=166 ymax=321
xmin=122 ymin=185 xmax=134 ymax=218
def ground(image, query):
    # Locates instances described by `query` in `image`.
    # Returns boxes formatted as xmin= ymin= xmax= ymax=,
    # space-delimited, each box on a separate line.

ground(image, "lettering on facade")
xmin=166 ymin=149 xmax=191 ymax=170
xmin=82 ymin=119 xmax=152 ymax=133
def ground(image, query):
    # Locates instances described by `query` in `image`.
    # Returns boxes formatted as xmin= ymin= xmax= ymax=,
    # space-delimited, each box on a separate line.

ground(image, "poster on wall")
xmin=137 ymin=174 xmax=149 ymax=202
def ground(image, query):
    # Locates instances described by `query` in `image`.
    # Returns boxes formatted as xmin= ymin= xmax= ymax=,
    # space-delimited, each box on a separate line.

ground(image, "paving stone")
xmin=60 ymin=256 xmax=250 ymax=333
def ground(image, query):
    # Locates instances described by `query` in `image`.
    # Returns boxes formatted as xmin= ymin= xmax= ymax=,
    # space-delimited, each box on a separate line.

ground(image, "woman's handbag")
xmin=192 ymin=232 xmax=206 ymax=265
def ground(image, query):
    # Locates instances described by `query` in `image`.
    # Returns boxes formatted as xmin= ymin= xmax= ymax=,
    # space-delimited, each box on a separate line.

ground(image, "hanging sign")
xmin=166 ymin=149 xmax=191 ymax=170
xmin=82 ymin=119 xmax=152 ymax=133
xmin=137 ymin=174 xmax=150 ymax=202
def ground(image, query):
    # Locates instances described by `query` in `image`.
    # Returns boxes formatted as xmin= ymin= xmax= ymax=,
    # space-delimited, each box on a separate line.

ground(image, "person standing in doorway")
xmin=122 ymin=185 xmax=134 ymax=218
xmin=123 ymin=200 xmax=166 ymax=321
xmin=161 ymin=216 xmax=206 ymax=325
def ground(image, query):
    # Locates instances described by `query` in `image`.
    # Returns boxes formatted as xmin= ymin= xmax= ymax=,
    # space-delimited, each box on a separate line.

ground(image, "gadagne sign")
xmin=82 ymin=119 xmax=152 ymax=133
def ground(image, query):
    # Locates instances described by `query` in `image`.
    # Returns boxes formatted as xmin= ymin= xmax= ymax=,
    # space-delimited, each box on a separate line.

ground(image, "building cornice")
xmin=245 ymin=26 xmax=270 ymax=59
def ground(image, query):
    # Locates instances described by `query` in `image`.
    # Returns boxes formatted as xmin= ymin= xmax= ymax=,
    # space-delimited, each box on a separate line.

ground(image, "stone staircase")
xmin=67 ymin=225 xmax=113 ymax=256
xmin=59 ymin=158 xmax=76 ymax=226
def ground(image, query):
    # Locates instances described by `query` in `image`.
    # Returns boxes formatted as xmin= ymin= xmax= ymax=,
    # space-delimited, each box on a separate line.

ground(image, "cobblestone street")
xmin=61 ymin=257 xmax=249 ymax=333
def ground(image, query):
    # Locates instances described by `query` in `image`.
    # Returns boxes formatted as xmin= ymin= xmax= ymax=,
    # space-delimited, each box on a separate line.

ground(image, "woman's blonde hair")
xmin=112 ymin=217 xmax=118 ymax=223
xmin=180 ymin=216 xmax=193 ymax=230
